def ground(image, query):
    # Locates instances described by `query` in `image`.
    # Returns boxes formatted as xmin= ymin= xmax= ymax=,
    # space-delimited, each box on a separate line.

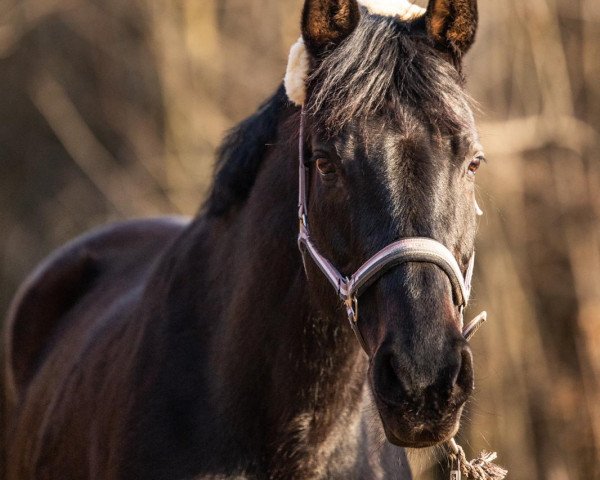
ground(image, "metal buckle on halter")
xmin=344 ymin=295 xmax=358 ymax=324
xmin=299 ymin=216 xmax=307 ymax=232
xmin=298 ymin=206 xmax=307 ymax=229
xmin=345 ymin=293 xmax=370 ymax=353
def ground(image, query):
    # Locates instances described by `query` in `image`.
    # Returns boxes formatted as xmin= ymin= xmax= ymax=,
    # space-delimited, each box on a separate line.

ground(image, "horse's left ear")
xmin=301 ymin=0 xmax=361 ymax=58
xmin=425 ymin=0 xmax=478 ymax=58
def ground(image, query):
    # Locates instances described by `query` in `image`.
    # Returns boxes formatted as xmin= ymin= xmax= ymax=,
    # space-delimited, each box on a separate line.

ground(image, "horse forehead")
xmin=336 ymin=101 xmax=480 ymax=164
xmin=358 ymin=0 xmax=426 ymax=20
xmin=336 ymin=120 xmax=427 ymax=165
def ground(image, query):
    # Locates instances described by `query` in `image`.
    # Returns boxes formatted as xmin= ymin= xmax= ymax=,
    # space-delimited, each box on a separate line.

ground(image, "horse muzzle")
xmin=369 ymin=337 xmax=474 ymax=448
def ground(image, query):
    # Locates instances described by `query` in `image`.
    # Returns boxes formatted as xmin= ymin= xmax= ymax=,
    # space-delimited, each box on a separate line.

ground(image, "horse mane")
xmin=308 ymin=11 xmax=472 ymax=134
xmin=203 ymin=85 xmax=291 ymax=217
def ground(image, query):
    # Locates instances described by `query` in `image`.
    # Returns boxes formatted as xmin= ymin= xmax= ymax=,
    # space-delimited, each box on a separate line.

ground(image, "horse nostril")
xmin=382 ymin=354 xmax=402 ymax=392
xmin=373 ymin=351 xmax=408 ymax=404
xmin=454 ymin=345 xmax=474 ymax=394
xmin=373 ymin=344 xmax=474 ymax=407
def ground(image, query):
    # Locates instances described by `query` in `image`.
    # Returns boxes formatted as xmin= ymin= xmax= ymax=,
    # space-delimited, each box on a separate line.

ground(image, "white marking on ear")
xmin=284 ymin=37 xmax=310 ymax=107
xmin=358 ymin=0 xmax=425 ymax=20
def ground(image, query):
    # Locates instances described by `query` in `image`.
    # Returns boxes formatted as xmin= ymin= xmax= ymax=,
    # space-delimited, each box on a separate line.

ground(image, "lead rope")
xmin=445 ymin=311 xmax=508 ymax=480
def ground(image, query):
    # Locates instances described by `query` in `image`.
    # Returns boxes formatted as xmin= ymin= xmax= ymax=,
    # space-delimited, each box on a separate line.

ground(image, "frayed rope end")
xmin=448 ymin=439 xmax=508 ymax=480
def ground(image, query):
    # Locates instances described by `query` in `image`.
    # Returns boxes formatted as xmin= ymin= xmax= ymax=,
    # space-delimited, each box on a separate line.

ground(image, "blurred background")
xmin=0 ymin=0 xmax=599 ymax=478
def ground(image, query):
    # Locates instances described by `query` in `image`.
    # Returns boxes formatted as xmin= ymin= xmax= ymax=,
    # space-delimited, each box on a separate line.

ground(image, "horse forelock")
xmin=285 ymin=1 xmax=427 ymax=107
xmin=307 ymin=14 xmax=474 ymax=135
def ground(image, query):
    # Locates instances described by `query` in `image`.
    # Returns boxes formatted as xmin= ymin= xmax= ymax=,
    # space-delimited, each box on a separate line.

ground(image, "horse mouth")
xmin=376 ymin=401 xmax=463 ymax=448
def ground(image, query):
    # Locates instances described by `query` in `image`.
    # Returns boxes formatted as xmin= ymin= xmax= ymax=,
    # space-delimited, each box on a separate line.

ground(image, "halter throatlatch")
xmin=295 ymin=108 xmax=506 ymax=480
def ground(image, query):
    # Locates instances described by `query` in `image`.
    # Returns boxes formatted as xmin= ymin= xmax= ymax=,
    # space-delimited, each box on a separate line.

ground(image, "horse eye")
xmin=316 ymin=158 xmax=336 ymax=176
xmin=468 ymin=155 xmax=484 ymax=175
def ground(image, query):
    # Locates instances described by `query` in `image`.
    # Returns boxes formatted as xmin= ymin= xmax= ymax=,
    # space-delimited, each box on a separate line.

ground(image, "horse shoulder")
xmin=3 ymin=216 xmax=189 ymax=405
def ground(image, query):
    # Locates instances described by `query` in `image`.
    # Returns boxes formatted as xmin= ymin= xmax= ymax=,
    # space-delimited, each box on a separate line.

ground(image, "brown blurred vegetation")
xmin=1 ymin=0 xmax=599 ymax=478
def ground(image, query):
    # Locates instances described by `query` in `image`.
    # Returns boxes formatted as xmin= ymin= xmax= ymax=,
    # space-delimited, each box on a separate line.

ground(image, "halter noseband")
xmin=296 ymin=108 xmax=477 ymax=353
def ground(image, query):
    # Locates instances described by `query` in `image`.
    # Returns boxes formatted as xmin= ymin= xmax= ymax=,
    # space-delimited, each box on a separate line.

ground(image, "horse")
xmin=2 ymin=0 xmax=484 ymax=478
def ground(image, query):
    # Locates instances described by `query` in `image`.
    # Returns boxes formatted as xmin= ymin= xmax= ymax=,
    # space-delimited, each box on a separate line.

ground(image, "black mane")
xmin=203 ymin=85 xmax=291 ymax=217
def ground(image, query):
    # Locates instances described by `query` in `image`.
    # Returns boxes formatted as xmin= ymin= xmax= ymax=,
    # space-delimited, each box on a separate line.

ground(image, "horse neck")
xmin=187 ymin=107 xmax=367 ymax=466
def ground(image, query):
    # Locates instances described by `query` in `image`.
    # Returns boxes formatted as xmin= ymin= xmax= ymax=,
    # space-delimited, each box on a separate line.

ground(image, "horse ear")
xmin=301 ymin=0 xmax=361 ymax=58
xmin=425 ymin=0 xmax=478 ymax=58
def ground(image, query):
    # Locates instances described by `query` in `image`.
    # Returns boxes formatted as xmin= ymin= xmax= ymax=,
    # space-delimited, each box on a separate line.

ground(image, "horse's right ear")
xmin=425 ymin=0 xmax=478 ymax=58
xmin=301 ymin=0 xmax=361 ymax=58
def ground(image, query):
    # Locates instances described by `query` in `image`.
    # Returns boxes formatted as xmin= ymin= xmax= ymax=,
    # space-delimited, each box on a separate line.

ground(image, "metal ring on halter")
xmin=344 ymin=295 xmax=358 ymax=323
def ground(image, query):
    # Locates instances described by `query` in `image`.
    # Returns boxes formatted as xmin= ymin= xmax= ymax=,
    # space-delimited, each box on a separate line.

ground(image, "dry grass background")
xmin=1 ymin=0 xmax=599 ymax=478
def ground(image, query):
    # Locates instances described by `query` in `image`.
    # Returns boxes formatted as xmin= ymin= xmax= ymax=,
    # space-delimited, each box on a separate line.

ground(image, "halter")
xmin=296 ymin=108 xmax=477 ymax=353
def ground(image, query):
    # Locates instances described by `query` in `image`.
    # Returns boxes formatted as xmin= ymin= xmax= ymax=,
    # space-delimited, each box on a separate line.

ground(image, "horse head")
xmin=292 ymin=0 xmax=482 ymax=448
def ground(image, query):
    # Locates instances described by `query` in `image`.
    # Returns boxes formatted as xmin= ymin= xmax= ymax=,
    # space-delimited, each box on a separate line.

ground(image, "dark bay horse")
xmin=3 ymin=0 xmax=484 ymax=478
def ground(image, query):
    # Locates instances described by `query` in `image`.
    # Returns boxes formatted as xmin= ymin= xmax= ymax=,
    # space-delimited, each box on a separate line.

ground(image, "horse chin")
xmin=377 ymin=407 xmax=462 ymax=449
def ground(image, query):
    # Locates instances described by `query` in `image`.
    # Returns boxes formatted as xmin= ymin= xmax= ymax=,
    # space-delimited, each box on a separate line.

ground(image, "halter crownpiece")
xmin=357 ymin=0 xmax=425 ymax=19
xmin=284 ymin=38 xmax=310 ymax=106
